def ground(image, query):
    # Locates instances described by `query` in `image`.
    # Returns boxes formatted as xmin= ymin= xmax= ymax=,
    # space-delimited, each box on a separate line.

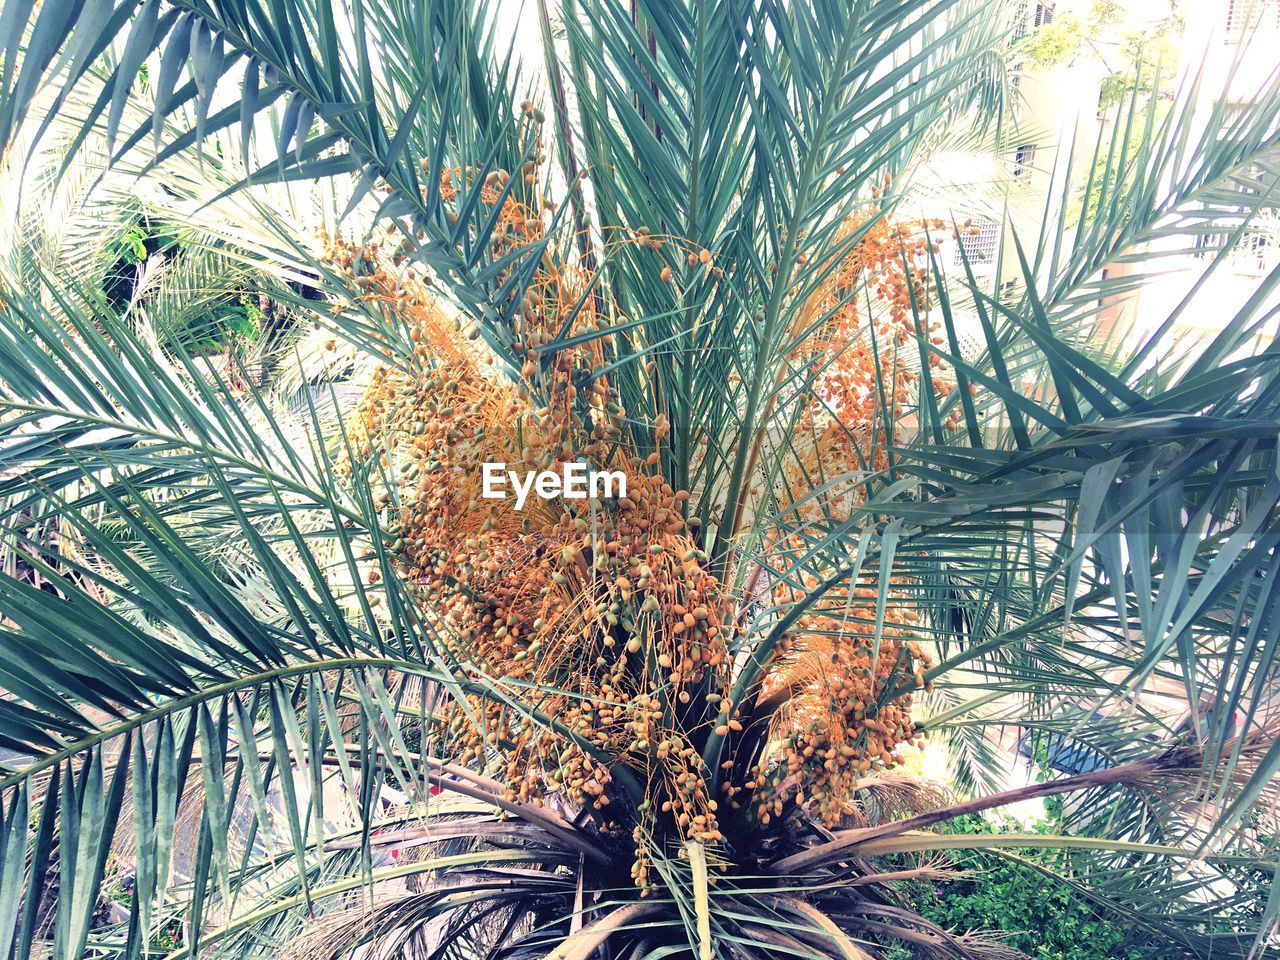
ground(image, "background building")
xmin=1120 ymin=0 xmax=1280 ymax=350
xmin=917 ymin=0 xmax=1280 ymax=375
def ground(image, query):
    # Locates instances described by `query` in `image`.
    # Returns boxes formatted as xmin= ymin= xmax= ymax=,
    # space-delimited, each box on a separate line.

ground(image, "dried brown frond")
xmin=851 ymin=770 xmax=950 ymax=828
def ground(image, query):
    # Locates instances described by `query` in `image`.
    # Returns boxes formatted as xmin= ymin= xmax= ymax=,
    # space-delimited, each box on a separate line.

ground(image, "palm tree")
xmin=0 ymin=1 xmax=1278 ymax=958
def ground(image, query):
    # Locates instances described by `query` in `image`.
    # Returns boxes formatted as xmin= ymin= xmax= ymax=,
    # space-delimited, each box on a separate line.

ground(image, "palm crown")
xmin=0 ymin=1 xmax=1278 ymax=958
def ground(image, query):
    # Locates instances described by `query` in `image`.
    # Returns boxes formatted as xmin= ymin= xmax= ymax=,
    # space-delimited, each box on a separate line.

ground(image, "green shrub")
xmin=886 ymin=815 xmax=1147 ymax=960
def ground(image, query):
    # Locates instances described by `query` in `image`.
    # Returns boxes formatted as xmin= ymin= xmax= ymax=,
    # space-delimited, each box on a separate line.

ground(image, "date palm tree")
xmin=0 ymin=1 xmax=1278 ymax=959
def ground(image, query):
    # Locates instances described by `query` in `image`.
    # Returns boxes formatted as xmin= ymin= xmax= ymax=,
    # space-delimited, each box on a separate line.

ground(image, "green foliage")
xmin=1097 ymin=32 xmax=1179 ymax=110
xmin=101 ymin=216 xmax=175 ymax=307
xmin=1073 ymin=92 xmax=1173 ymax=227
xmin=180 ymin=294 xmax=265 ymax=352
xmin=1018 ymin=0 xmax=1177 ymax=110
xmin=100 ymin=216 xmax=276 ymax=354
xmin=112 ymin=223 xmax=150 ymax=265
xmin=889 ymin=815 xmax=1149 ymax=960
xmin=1023 ymin=17 xmax=1084 ymax=69
xmin=225 ymin=295 xmax=265 ymax=342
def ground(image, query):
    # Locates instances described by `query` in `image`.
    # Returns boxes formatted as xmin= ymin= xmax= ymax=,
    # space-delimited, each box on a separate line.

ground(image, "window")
xmin=1013 ymin=1 xmax=1055 ymax=38
xmin=1195 ymin=231 xmax=1224 ymax=259
xmin=1233 ymin=231 xmax=1275 ymax=274
xmin=1222 ymin=101 xmax=1253 ymax=130
xmin=1012 ymin=2 xmax=1027 ymax=39
xmin=1238 ymin=231 xmax=1274 ymax=273
xmin=956 ymin=218 xmax=1001 ymax=267
xmin=1013 ymin=143 xmax=1036 ymax=179
xmin=1217 ymin=100 xmax=1280 ymax=141
xmin=1226 ymin=0 xmax=1280 ymax=39
xmin=1193 ymin=162 xmax=1280 ymax=274
xmin=1196 ymin=229 xmax=1277 ymax=275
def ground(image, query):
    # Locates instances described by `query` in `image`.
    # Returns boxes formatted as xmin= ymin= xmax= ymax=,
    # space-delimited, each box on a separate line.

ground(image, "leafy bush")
xmin=889 ymin=815 xmax=1147 ymax=959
